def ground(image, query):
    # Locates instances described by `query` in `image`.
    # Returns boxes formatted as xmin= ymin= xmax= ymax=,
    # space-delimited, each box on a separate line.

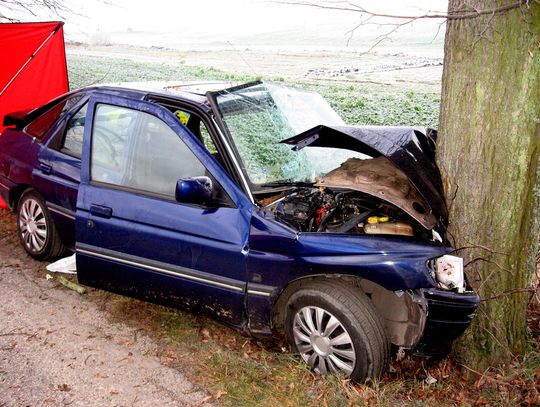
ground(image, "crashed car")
xmin=0 ymin=81 xmax=479 ymax=382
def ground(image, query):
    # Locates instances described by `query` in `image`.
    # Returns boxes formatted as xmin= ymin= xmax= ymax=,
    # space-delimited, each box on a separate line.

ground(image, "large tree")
xmin=438 ymin=0 xmax=539 ymax=367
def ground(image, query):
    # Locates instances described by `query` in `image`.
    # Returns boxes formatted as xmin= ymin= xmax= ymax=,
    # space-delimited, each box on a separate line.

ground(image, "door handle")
xmin=39 ymin=163 xmax=52 ymax=175
xmin=90 ymin=204 xmax=113 ymax=219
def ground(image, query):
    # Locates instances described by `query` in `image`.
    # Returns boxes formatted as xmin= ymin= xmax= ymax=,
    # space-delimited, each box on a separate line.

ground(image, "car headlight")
xmin=433 ymin=255 xmax=465 ymax=293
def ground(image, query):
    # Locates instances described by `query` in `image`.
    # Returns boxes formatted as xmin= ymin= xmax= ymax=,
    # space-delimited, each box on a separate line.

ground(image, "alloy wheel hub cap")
xmin=19 ymin=198 xmax=47 ymax=252
xmin=311 ymin=334 xmax=331 ymax=356
xmin=292 ymin=305 xmax=356 ymax=376
xmin=27 ymin=219 xmax=37 ymax=234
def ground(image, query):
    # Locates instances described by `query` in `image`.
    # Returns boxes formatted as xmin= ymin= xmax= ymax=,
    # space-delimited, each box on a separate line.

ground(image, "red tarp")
xmin=0 ymin=21 xmax=69 ymax=209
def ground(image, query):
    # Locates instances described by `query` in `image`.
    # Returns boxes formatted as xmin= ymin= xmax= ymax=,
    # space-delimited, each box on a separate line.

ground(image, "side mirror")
xmin=175 ymin=176 xmax=213 ymax=204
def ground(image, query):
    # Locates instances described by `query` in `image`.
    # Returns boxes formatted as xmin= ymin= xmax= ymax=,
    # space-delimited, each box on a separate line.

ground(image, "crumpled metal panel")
xmin=316 ymin=156 xmax=437 ymax=229
xmin=281 ymin=125 xmax=448 ymax=225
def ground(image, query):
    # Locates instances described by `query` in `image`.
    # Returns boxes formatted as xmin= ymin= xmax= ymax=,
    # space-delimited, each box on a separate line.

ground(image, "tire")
xmin=284 ymin=279 xmax=389 ymax=383
xmin=17 ymin=189 xmax=66 ymax=260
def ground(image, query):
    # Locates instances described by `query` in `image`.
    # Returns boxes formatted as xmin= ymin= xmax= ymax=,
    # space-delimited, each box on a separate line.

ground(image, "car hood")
xmin=280 ymin=125 xmax=448 ymax=229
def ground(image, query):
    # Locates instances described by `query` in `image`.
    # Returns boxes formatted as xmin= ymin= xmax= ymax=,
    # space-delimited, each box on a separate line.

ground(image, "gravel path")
xmin=0 ymin=210 xmax=213 ymax=407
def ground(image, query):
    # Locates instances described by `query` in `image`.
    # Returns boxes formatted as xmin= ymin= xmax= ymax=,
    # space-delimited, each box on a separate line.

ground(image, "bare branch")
xmin=449 ymin=244 xmax=510 ymax=257
xmin=472 ymin=10 xmax=497 ymax=47
xmin=480 ymin=287 xmax=537 ymax=301
xmin=274 ymin=1 xmax=528 ymax=20
xmin=464 ymin=257 xmax=514 ymax=275
xmin=0 ymin=0 xmax=116 ymax=22
xmin=274 ymin=1 xmax=448 ymax=19
xmin=272 ymin=1 xmax=533 ymax=48
xmin=460 ymin=364 xmax=513 ymax=386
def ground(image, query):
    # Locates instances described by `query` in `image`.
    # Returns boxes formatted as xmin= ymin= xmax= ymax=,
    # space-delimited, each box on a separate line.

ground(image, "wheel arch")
xmin=272 ymin=274 xmax=363 ymax=331
xmin=9 ymin=184 xmax=32 ymax=210
xmin=272 ymin=274 xmax=427 ymax=349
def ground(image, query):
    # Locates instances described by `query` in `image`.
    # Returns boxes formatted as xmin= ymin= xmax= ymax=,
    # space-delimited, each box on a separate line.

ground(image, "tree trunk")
xmin=438 ymin=0 xmax=540 ymax=368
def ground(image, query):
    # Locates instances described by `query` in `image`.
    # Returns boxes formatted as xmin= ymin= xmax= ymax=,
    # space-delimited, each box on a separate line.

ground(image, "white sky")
xmin=73 ymin=1 xmax=447 ymax=32
xmin=9 ymin=1 xmax=449 ymax=47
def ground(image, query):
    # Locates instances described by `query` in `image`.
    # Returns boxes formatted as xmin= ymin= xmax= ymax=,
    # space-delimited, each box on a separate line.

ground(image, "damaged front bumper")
xmin=413 ymin=288 xmax=480 ymax=357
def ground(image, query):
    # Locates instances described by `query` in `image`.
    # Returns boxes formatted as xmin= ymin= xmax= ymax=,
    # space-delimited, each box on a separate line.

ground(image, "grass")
xmin=67 ymin=54 xmax=256 ymax=91
xmin=102 ymin=293 xmax=539 ymax=406
xmin=67 ymin=54 xmax=440 ymax=128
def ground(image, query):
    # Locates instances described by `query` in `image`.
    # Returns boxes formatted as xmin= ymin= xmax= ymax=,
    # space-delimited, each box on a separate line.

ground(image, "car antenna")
xmin=226 ymin=41 xmax=259 ymax=78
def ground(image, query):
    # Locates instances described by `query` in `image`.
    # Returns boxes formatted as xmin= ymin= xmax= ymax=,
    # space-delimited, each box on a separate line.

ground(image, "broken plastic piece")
xmin=46 ymin=253 xmax=77 ymax=274
xmin=56 ymin=275 xmax=86 ymax=294
xmin=425 ymin=372 xmax=437 ymax=385
xmin=435 ymin=255 xmax=465 ymax=292
xmin=45 ymin=272 xmax=86 ymax=294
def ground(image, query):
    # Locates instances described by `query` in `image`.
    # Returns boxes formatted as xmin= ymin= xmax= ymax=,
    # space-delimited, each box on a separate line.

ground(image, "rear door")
xmin=75 ymin=93 xmax=253 ymax=327
xmin=34 ymin=98 xmax=87 ymax=247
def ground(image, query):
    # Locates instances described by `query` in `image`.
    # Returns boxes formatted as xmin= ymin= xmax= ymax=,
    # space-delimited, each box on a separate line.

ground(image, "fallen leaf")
xmin=200 ymin=328 xmax=211 ymax=339
xmin=214 ymin=390 xmax=227 ymax=400
xmin=57 ymin=384 xmax=71 ymax=392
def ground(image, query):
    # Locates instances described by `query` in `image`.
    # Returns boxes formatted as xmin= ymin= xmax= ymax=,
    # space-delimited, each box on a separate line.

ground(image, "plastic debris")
xmin=46 ymin=254 xmax=77 ymax=274
xmin=425 ymin=372 xmax=437 ymax=385
xmin=56 ymin=275 xmax=86 ymax=295
xmin=45 ymin=272 xmax=86 ymax=294
xmin=396 ymin=346 xmax=406 ymax=361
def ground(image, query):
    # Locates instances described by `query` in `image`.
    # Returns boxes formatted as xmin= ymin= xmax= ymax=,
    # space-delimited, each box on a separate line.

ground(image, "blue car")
xmin=0 ymin=81 xmax=479 ymax=382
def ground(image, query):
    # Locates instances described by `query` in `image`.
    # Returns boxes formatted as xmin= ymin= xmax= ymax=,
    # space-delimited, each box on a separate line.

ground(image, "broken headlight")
xmin=431 ymin=255 xmax=465 ymax=293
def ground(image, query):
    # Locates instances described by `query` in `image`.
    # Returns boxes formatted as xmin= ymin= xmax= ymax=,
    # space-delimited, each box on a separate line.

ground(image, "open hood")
xmin=280 ymin=125 xmax=448 ymax=228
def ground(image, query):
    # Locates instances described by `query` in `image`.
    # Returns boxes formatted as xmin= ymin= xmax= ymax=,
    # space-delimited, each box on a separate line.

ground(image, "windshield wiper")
xmin=260 ymin=180 xmax=315 ymax=188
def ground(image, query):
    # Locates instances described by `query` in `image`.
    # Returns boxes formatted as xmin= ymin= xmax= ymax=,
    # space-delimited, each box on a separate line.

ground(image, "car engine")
xmin=264 ymin=187 xmax=427 ymax=238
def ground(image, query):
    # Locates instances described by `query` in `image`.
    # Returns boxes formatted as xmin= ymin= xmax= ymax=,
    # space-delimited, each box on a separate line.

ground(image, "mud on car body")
xmin=0 ymin=80 xmax=479 ymax=382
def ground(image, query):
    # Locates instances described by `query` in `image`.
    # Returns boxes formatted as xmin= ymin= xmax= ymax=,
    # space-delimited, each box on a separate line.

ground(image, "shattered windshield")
xmin=213 ymin=82 xmax=366 ymax=186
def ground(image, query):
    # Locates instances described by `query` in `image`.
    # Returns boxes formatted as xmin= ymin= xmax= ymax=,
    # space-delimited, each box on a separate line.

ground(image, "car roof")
xmin=84 ymin=81 xmax=239 ymax=106
xmin=11 ymin=80 xmax=240 ymax=133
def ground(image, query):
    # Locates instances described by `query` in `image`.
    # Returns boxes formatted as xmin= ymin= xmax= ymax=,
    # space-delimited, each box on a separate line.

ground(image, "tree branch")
xmin=481 ymin=287 xmax=537 ymax=301
xmin=0 ymin=0 xmax=117 ymax=22
xmin=449 ymin=244 xmax=510 ymax=257
xmin=274 ymin=0 xmax=530 ymax=20
xmin=273 ymin=0 xmax=535 ymax=48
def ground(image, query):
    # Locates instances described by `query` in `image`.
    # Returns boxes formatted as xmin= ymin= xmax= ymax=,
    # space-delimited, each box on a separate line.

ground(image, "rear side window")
xmin=62 ymin=103 xmax=88 ymax=157
xmin=26 ymin=96 xmax=82 ymax=140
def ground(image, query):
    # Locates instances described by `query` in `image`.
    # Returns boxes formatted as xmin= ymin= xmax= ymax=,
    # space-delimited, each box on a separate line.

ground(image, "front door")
xmin=75 ymin=93 xmax=252 ymax=327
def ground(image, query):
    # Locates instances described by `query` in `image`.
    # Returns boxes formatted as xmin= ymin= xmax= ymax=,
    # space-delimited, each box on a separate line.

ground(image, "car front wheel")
xmin=17 ymin=189 xmax=66 ymax=260
xmin=284 ymin=279 xmax=389 ymax=383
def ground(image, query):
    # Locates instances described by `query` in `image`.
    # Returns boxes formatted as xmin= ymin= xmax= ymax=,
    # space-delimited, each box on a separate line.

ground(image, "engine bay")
xmin=260 ymin=187 xmax=432 ymax=239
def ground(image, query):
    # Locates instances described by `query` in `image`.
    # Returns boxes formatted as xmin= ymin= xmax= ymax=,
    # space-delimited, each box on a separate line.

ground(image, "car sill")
xmin=76 ymin=243 xmax=245 ymax=293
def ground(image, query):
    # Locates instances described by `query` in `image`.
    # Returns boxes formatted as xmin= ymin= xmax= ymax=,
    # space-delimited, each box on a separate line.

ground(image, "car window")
xmin=26 ymin=95 xmax=83 ymax=140
xmin=91 ymin=104 xmax=208 ymax=199
xmin=62 ymin=102 xmax=88 ymax=157
xmin=199 ymin=122 xmax=217 ymax=154
xmin=173 ymin=109 xmax=217 ymax=154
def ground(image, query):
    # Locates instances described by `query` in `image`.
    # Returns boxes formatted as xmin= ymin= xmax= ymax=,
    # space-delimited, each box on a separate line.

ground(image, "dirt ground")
xmin=0 ymin=209 xmax=213 ymax=407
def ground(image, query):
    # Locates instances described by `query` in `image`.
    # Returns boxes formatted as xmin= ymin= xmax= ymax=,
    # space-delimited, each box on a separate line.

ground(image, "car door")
xmin=29 ymin=95 xmax=87 ymax=247
xmin=75 ymin=93 xmax=253 ymax=327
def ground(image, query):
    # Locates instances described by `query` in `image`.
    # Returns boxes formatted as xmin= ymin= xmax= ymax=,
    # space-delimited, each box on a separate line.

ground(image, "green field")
xmin=67 ymin=54 xmax=441 ymax=128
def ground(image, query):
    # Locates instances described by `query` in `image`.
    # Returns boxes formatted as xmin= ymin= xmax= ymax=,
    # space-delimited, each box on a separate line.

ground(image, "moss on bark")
xmin=438 ymin=0 xmax=540 ymax=367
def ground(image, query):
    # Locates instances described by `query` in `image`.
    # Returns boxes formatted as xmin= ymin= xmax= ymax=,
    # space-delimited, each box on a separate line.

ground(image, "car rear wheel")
xmin=284 ymin=279 xmax=389 ymax=383
xmin=17 ymin=189 xmax=66 ymax=260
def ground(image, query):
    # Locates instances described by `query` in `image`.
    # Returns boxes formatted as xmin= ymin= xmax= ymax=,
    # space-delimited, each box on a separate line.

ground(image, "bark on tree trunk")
xmin=438 ymin=0 xmax=540 ymax=367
